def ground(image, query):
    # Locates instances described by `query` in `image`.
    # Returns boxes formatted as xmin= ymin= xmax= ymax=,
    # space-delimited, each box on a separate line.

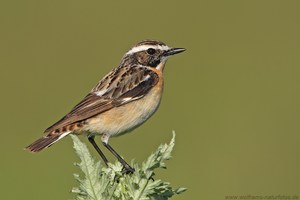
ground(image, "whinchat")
xmin=26 ymin=40 xmax=186 ymax=173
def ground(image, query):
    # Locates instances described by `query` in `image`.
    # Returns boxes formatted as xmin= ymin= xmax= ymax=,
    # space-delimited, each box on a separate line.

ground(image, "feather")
xmin=44 ymin=66 xmax=159 ymax=133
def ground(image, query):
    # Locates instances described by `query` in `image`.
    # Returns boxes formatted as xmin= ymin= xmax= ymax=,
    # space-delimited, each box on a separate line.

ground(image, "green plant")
xmin=71 ymin=132 xmax=186 ymax=200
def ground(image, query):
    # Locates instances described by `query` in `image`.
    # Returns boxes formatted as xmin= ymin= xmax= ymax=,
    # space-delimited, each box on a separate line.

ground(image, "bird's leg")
xmin=102 ymin=142 xmax=135 ymax=174
xmin=88 ymin=136 xmax=109 ymax=166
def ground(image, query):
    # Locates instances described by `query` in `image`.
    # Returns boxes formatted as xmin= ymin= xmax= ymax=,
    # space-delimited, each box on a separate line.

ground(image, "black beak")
xmin=165 ymin=48 xmax=186 ymax=56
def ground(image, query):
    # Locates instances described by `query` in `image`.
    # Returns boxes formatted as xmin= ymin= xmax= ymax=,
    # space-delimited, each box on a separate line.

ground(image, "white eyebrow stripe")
xmin=126 ymin=45 xmax=170 ymax=55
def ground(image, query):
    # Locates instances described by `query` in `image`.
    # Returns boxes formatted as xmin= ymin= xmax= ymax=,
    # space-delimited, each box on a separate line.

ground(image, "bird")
xmin=26 ymin=40 xmax=186 ymax=173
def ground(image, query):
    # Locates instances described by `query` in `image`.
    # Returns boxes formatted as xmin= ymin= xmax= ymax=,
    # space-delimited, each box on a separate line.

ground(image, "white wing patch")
xmin=126 ymin=45 xmax=170 ymax=55
xmin=95 ymin=89 xmax=108 ymax=96
xmin=120 ymin=96 xmax=141 ymax=104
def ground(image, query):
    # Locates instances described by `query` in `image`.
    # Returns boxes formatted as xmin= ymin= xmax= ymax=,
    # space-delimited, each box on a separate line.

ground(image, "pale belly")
xmin=82 ymin=84 xmax=163 ymax=138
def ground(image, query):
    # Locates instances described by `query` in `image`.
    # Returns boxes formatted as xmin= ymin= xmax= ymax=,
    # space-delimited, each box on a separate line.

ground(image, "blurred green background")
xmin=1 ymin=0 xmax=300 ymax=199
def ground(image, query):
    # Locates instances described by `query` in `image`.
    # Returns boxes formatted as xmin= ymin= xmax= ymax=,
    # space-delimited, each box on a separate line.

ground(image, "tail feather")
xmin=26 ymin=131 xmax=71 ymax=152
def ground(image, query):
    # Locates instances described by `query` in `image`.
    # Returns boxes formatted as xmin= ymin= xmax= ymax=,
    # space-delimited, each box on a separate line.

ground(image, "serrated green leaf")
xmin=71 ymin=132 xmax=186 ymax=200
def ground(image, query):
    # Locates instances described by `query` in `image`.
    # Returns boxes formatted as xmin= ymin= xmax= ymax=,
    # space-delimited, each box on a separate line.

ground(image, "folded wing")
xmin=45 ymin=66 xmax=159 ymax=133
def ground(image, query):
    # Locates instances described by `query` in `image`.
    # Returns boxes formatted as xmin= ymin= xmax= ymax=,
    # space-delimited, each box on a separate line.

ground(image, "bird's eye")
xmin=146 ymin=48 xmax=156 ymax=55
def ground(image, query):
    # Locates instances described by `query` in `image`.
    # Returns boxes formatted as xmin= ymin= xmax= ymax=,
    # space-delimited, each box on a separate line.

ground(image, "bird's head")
xmin=123 ymin=40 xmax=186 ymax=70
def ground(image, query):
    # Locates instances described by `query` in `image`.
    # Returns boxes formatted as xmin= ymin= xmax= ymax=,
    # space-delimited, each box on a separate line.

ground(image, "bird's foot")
xmin=121 ymin=165 xmax=135 ymax=174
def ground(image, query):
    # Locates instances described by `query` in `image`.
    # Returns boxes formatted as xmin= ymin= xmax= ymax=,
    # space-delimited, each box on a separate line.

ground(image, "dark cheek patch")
xmin=136 ymin=52 xmax=161 ymax=67
xmin=137 ymin=53 xmax=148 ymax=64
xmin=149 ymin=59 xmax=161 ymax=68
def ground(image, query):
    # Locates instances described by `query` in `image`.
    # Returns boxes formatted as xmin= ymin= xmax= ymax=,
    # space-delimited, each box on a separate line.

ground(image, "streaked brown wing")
xmin=44 ymin=94 xmax=114 ymax=133
xmin=45 ymin=67 xmax=158 ymax=133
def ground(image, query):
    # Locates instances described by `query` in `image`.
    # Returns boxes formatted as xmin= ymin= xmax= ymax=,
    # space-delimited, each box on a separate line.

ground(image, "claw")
xmin=122 ymin=165 xmax=135 ymax=174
